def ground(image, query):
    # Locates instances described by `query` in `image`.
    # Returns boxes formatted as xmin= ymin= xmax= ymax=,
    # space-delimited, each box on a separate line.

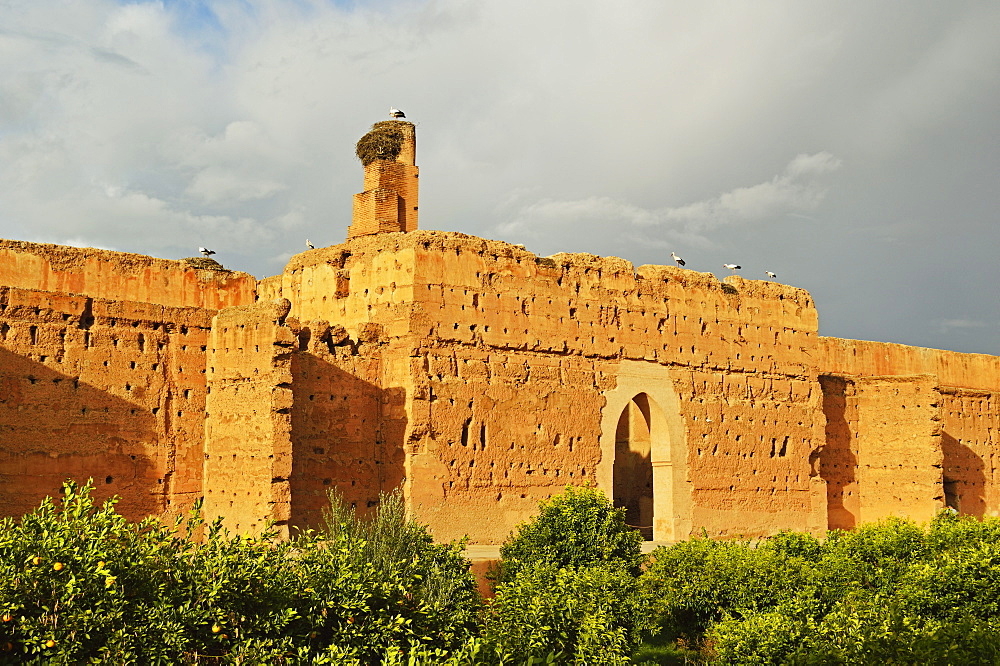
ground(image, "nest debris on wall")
xmin=355 ymin=121 xmax=409 ymax=166
xmin=182 ymin=257 xmax=225 ymax=270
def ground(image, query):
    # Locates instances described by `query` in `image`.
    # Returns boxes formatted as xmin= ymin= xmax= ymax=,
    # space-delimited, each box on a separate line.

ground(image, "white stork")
xmin=306 ymin=239 xmax=315 ymax=249
xmin=389 ymin=108 xmax=406 ymax=119
xmin=765 ymin=271 xmax=777 ymax=279
xmin=671 ymin=252 xmax=686 ymax=267
xmin=723 ymin=263 xmax=741 ymax=272
xmin=199 ymin=247 xmax=216 ymax=257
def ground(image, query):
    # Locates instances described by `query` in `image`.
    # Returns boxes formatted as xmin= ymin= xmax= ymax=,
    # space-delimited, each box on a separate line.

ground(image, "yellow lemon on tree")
xmin=31 ymin=557 xmax=41 ymax=566
xmin=1 ymin=613 xmax=12 ymax=623
xmin=211 ymin=624 xmax=222 ymax=634
xmin=52 ymin=562 xmax=64 ymax=572
xmin=45 ymin=639 xmax=56 ymax=648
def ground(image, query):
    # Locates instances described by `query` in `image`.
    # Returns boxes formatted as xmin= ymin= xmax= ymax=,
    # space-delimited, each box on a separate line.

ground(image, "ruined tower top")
xmin=348 ymin=118 xmax=419 ymax=239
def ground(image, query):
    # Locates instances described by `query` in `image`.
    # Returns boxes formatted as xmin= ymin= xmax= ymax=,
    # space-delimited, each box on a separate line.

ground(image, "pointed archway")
xmin=614 ymin=394 xmax=654 ymax=539
xmin=599 ymin=361 xmax=690 ymax=542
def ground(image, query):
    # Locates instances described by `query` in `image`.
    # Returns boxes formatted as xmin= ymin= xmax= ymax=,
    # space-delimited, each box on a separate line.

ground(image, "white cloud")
xmin=497 ymin=152 xmax=841 ymax=244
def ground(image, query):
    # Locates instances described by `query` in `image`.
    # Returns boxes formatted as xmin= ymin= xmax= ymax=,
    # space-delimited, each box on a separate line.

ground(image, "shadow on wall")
xmin=819 ymin=375 xmax=858 ymax=530
xmin=942 ymin=431 xmax=986 ymax=518
xmin=0 ymin=347 xmax=164 ymax=520
xmin=289 ymin=348 xmax=407 ymax=532
xmin=613 ymin=394 xmax=654 ymax=541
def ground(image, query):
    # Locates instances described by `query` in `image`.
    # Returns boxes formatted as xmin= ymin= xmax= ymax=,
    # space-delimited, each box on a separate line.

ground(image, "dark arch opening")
xmin=614 ymin=393 xmax=654 ymax=540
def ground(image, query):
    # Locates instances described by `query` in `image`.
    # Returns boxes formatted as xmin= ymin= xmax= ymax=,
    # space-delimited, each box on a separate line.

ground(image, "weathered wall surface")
xmin=203 ymin=300 xmax=295 ymax=535
xmin=287 ymin=320 xmax=409 ymax=529
xmin=262 ymin=231 xmax=827 ymax=541
xmin=0 ymin=240 xmax=255 ymax=310
xmin=2 ymin=230 xmax=998 ymax=543
xmin=820 ymin=338 xmax=1000 ymax=521
xmin=819 ymin=374 xmax=942 ymax=527
xmin=0 ymin=284 xmax=212 ymax=520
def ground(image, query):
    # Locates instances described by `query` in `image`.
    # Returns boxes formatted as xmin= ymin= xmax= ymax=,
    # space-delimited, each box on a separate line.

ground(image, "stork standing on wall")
xmin=389 ymin=107 xmax=406 ymax=119
xmin=306 ymin=239 xmax=315 ymax=249
xmin=723 ymin=263 xmax=741 ymax=273
xmin=766 ymin=271 xmax=777 ymax=279
xmin=671 ymin=252 xmax=686 ymax=267
xmin=199 ymin=247 xmax=215 ymax=257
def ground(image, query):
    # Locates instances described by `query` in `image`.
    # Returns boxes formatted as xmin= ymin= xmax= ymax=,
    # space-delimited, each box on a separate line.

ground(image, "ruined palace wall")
xmin=820 ymin=338 xmax=1000 ymax=520
xmin=402 ymin=235 xmax=825 ymax=539
xmin=286 ymin=322 xmax=408 ymax=529
xmin=264 ymin=232 xmax=826 ymax=541
xmin=0 ymin=240 xmax=256 ymax=310
xmin=0 ymin=285 xmax=212 ymax=520
xmin=818 ymin=374 xmax=942 ymax=529
xmin=203 ymin=300 xmax=295 ymax=535
xmin=819 ymin=337 xmax=1000 ymax=390
xmin=332 ymin=231 xmax=828 ymax=541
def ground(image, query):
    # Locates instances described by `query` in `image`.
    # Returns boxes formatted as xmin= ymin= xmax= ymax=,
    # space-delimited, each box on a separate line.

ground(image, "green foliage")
xmin=483 ymin=563 xmax=637 ymax=665
xmin=0 ymin=480 xmax=480 ymax=664
xmin=640 ymin=537 xmax=815 ymax=641
xmin=645 ymin=511 xmax=1000 ymax=664
xmin=484 ymin=486 xmax=648 ymax=664
xmin=496 ymin=485 xmax=643 ymax=585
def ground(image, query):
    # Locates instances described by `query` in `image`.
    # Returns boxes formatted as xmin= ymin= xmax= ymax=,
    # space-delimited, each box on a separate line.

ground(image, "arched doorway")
xmin=614 ymin=394 xmax=654 ymax=540
xmin=598 ymin=361 xmax=690 ymax=542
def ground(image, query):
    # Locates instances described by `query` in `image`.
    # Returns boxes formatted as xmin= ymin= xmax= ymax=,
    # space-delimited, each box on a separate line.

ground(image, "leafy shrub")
xmin=641 ymin=537 xmax=815 ymax=641
xmin=650 ymin=512 xmax=1000 ymax=664
xmin=494 ymin=485 xmax=643 ymax=585
xmin=0 ymin=480 xmax=480 ymax=663
xmin=483 ymin=563 xmax=639 ymax=665
xmin=484 ymin=486 xmax=647 ymax=663
xmin=299 ymin=488 xmax=482 ymax=659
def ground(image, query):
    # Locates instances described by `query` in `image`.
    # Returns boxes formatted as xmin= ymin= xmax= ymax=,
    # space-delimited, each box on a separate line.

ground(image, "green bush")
xmin=482 ymin=486 xmax=648 ymax=663
xmin=483 ymin=563 xmax=638 ymax=665
xmin=494 ymin=485 xmax=643 ymax=585
xmin=649 ymin=512 xmax=1000 ymax=664
xmin=0 ymin=480 xmax=480 ymax=664
xmin=640 ymin=537 xmax=815 ymax=642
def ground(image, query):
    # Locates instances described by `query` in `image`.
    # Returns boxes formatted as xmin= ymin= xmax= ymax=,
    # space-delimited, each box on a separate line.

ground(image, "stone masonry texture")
xmin=1 ymin=231 xmax=997 ymax=543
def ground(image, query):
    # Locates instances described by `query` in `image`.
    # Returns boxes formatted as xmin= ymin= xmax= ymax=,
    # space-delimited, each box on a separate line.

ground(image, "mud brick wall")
xmin=820 ymin=338 xmax=1000 ymax=522
xmin=939 ymin=388 xmax=999 ymax=517
xmin=263 ymin=231 xmax=827 ymax=541
xmin=0 ymin=240 xmax=255 ymax=310
xmin=0 ymin=284 xmax=213 ymax=520
xmin=287 ymin=319 xmax=408 ymax=530
xmin=819 ymin=374 xmax=942 ymax=527
xmin=203 ymin=299 xmax=295 ymax=536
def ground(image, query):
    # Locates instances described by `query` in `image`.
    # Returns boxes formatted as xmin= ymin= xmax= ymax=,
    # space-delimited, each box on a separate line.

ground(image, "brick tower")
xmin=348 ymin=119 xmax=419 ymax=238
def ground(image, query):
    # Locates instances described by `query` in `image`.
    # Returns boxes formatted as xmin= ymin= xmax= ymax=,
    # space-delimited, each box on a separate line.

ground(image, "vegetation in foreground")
xmin=4 ymin=482 xmax=1000 ymax=664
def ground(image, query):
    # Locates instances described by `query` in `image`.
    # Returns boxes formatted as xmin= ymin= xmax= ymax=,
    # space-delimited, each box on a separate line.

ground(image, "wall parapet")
xmin=0 ymin=239 xmax=256 ymax=310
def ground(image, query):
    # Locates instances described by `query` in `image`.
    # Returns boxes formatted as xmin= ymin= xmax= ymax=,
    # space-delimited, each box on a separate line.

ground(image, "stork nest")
xmin=355 ymin=121 xmax=410 ymax=166
xmin=182 ymin=257 xmax=225 ymax=270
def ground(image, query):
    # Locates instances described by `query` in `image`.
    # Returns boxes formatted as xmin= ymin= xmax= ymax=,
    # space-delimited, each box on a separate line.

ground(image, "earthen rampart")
xmin=0 ymin=283 xmax=213 ymax=520
xmin=0 ymin=240 xmax=255 ymax=310
xmin=0 ymin=228 xmax=997 ymax=543
xmin=258 ymin=231 xmax=827 ymax=541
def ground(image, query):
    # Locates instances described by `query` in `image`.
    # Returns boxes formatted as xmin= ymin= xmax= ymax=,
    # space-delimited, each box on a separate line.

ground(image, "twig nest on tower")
xmin=182 ymin=257 xmax=225 ymax=270
xmin=355 ymin=121 xmax=410 ymax=166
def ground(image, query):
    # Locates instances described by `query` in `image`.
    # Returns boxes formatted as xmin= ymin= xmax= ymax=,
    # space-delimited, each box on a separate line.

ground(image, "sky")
xmin=0 ymin=0 xmax=998 ymax=355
